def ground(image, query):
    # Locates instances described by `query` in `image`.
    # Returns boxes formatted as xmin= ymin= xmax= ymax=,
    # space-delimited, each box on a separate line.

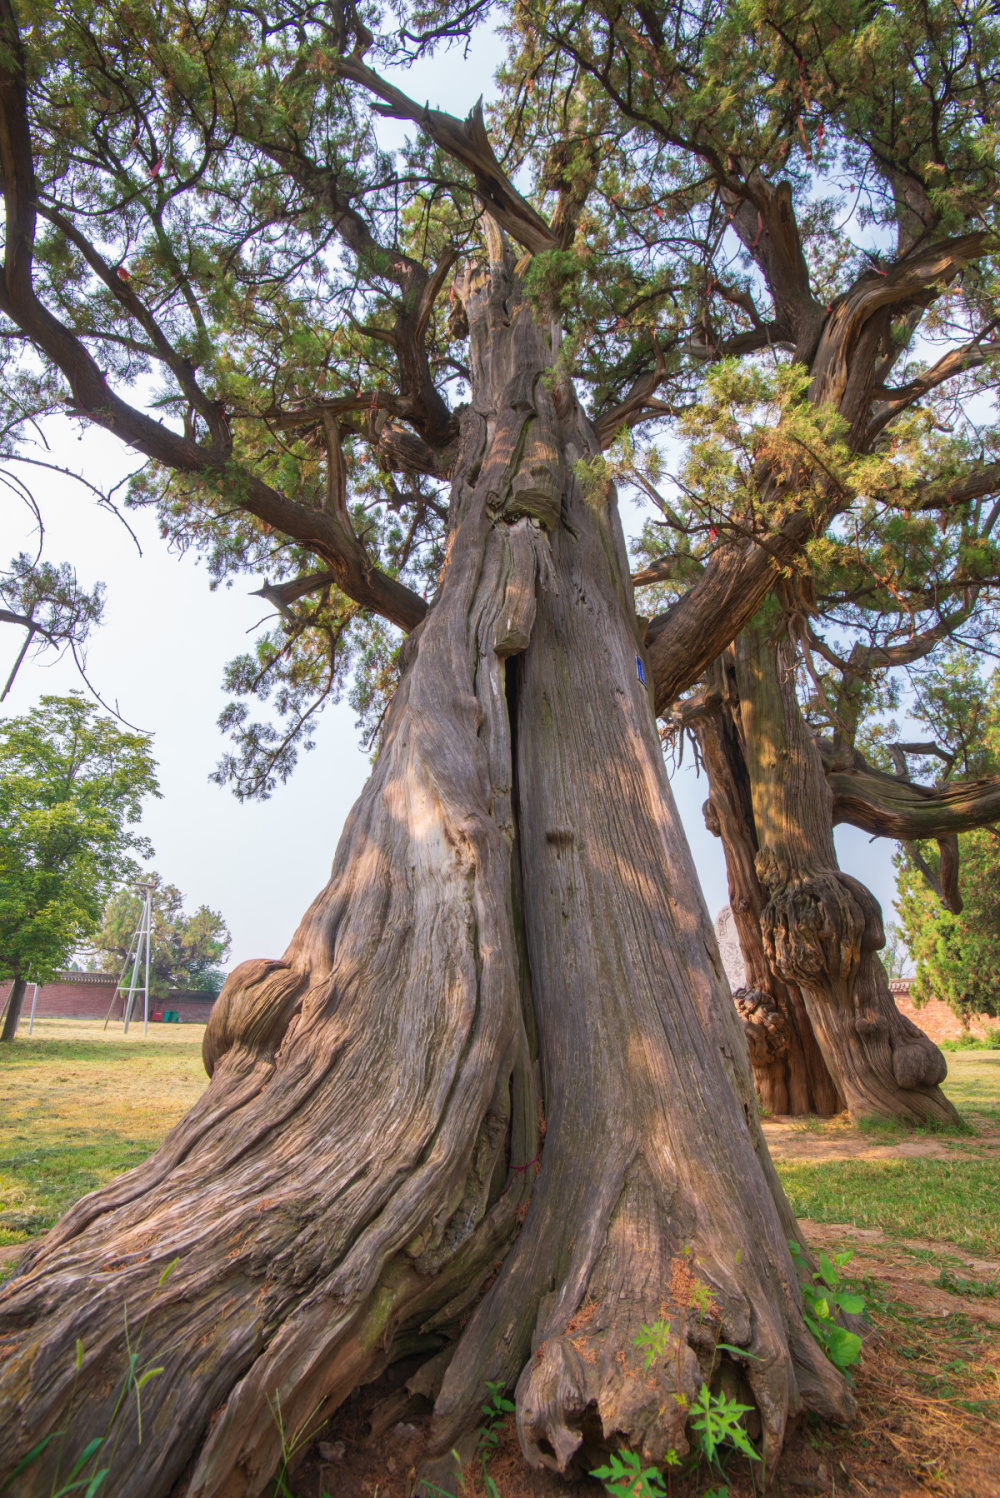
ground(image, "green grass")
xmin=767 ymin=1056 xmax=1000 ymax=1258
xmin=775 ymin=1156 xmax=1000 ymax=1256
xmin=940 ymin=1050 xmax=1000 ymax=1121
xmin=0 ymin=1021 xmax=208 ymax=1262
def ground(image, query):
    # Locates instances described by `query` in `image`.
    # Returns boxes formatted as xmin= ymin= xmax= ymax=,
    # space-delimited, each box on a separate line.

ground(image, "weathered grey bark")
xmin=0 ymin=263 xmax=853 ymax=1497
xmin=0 ymin=975 xmax=27 ymax=1042
xmin=735 ymin=625 xmax=959 ymax=1124
xmin=692 ymin=659 xmax=842 ymax=1118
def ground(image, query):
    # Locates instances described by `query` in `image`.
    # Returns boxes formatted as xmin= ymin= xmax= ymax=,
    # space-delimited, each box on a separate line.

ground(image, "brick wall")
xmin=0 ymin=974 xmax=218 ymax=1027
xmin=888 ymin=980 xmax=994 ymax=1043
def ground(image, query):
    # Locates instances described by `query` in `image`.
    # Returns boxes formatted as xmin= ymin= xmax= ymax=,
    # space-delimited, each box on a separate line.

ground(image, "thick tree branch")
xmin=0 ymin=3 xmax=427 ymax=635
xmin=331 ymin=58 xmax=558 ymax=254
xmin=251 ymin=138 xmax=455 ymax=445
xmin=869 ymin=334 xmax=1000 ymax=441
xmin=810 ymin=232 xmax=989 ymax=414
xmin=724 ymin=176 xmax=824 ymax=360
xmin=912 ymin=459 xmax=1000 ymax=515
xmin=646 ymin=509 xmax=814 ymax=714
xmin=821 ymin=744 xmax=1000 ymax=840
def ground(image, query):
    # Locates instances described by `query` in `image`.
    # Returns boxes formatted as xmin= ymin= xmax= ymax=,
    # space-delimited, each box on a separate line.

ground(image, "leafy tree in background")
xmin=880 ymin=923 xmax=913 ymax=983
xmin=896 ymin=653 xmax=1000 ymax=1021
xmin=0 ymin=0 xmax=999 ymax=1491
xmin=0 ymin=692 xmax=159 ymax=1040
xmin=89 ymin=872 xmax=231 ymax=998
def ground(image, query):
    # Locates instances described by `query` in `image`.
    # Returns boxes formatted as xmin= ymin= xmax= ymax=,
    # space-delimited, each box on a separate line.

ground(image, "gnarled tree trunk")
xmin=0 ymin=263 xmax=853 ymax=1497
xmin=734 ymin=623 xmax=958 ymax=1124
xmin=693 ymin=657 xmax=842 ymax=1117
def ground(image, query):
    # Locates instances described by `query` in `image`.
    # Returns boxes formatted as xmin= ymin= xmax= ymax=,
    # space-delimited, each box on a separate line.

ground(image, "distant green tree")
xmin=895 ymin=654 xmax=1000 ymax=1021
xmin=898 ymin=836 xmax=1000 ymax=1020
xmin=0 ymin=692 xmax=159 ymax=1040
xmin=90 ymin=873 xmax=231 ymax=999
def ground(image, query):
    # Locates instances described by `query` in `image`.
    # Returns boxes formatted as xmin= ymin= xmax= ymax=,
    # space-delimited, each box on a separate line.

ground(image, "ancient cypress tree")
xmin=0 ymin=0 xmax=997 ymax=1491
xmin=543 ymin=0 xmax=1000 ymax=1120
xmin=672 ymin=491 xmax=1000 ymax=1118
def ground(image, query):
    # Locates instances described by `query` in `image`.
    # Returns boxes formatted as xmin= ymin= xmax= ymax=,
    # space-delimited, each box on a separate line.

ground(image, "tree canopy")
xmin=4 ymin=0 xmax=1000 ymax=1489
xmin=0 ymin=0 xmax=996 ymax=792
xmin=0 ymin=692 xmax=159 ymax=1000
xmin=89 ymin=871 xmax=231 ymax=997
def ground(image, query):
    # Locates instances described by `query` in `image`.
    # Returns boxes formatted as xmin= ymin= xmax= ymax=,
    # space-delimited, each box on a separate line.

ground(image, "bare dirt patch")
xmin=761 ymin=1114 xmax=1000 ymax=1164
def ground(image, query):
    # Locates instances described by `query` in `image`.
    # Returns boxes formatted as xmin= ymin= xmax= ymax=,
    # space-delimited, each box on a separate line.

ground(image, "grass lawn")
xmin=940 ymin=1048 xmax=1000 ymax=1120
xmin=0 ymin=1018 xmax=208 ymax=1257
xmin=772 ymin=1051 xmax=1000 ymax=1256
xmin=775 ymin=1155 xmax=1000 ymax=1254
xmin=1 ymin=1027 xmax=998 ymax=1497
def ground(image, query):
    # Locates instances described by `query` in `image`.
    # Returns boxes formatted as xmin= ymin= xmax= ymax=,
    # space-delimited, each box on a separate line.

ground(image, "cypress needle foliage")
xmin=0 ymin=0 xmax=997 ymax=789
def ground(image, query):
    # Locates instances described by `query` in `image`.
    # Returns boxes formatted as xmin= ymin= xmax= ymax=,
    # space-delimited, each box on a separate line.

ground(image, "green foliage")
xmin=633 ymin=1318 xmax=672 ymax=1373
xmin=688 ymin=1384 xmax=760 ymax=1467
xmin=0 ymin=0 xmax=996 ymax=801
xmin=593 ymin=1302 xmax=760 ymax=1495
xmin=0 ymin=552 xmax=104 ymax=692
xmin=591 ymin=1449 xmax=672 ymax=1497
xmin=779 ymin=1154 xmax=1000 ymax=1256
xmin=788 ymin=1240 xmax=865 ymax=1374
xmin=88 ymin=872 xmax=230 ymax=997
xmin=939 ymin=1028 xmax=1000 ymax=1051
xmin=590 ymin=1383 xmax=759 ymax=1497
xmin=0 ymin=694 xmax=158 ymax=989
xmin=895 ymin=654 xmax=1000 ymax=1021
xmin=476 ymin=1380 xmax=514 ymax=1490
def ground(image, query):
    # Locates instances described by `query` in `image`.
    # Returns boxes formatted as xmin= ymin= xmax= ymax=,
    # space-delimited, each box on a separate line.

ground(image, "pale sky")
xmin=0 ymin=30 xmax=901 ymax=973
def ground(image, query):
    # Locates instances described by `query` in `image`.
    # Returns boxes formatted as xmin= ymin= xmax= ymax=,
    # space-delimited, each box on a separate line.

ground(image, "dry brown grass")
xmin=0 ymin=1018 xmax=208 ymax=1259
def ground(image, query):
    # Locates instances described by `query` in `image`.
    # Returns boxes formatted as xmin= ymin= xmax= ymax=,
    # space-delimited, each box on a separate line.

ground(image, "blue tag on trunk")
xmin=636 ymin=655 xmax=647 ymax=686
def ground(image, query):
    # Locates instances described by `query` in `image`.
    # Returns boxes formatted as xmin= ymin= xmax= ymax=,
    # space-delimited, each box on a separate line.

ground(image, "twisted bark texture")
xmin=0 ymin=265 xmax=853 ymax=1496
xmin=735 ymin=626 xmax=958 ymax=1124
xmin=693 ymin=659 xmax=842 ymax=1118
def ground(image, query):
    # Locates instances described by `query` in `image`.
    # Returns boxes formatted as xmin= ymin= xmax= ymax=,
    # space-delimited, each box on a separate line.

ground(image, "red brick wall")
xmin=148 ymin=994 xmax=217 ymax=1023
xmin=888 ymin=980 xmax=994 ymax=1043
xmin=1 ymin=976 xmax=217 ymax=1026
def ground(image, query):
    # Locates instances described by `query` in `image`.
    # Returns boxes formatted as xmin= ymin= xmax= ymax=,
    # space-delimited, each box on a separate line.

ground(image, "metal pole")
xmin=27 ymin=983 xmax=39 ymax=1035
xmin=142 ymin=890 xmax=151 ymax=1038
xmin=122 ymin=909 xmax=145 ymax=1035
xmin=104 ymin=926 xmax=140 ymax=1030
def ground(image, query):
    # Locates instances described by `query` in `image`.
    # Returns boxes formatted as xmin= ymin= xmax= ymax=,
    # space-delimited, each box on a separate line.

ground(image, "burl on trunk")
xmin=732 ymin=623 xmax=956 ymax=1125
xmin=0 ymin=261 xmax=853 ymax=1496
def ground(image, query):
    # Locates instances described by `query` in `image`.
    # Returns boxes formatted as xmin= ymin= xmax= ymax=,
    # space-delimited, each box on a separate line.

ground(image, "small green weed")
xmin=591 ymin=1382 xmax=757 ymax=1496
xmin=418 ymin=1381 xmax=515 ymax=1498
xmin=267 ymin=1391 xmax=333 ymax=1498
xmin=593 ymin=1251 xmax=762 ymax=1498
xmin=591 ymin=1449 xmax=678 ymax=1497
xmin=1 ymin=1259 xmax=178 ymax=1496
xmin=788 ymin=1240 xmax=865 ymax=1375
xmin=935 ymin=1268 xmax=999 ymax=1299
xmin=475 ymin=1381 xmax=514 ymax=1496
xmin=688 ymin=1384 xmax=758 ymax=1466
